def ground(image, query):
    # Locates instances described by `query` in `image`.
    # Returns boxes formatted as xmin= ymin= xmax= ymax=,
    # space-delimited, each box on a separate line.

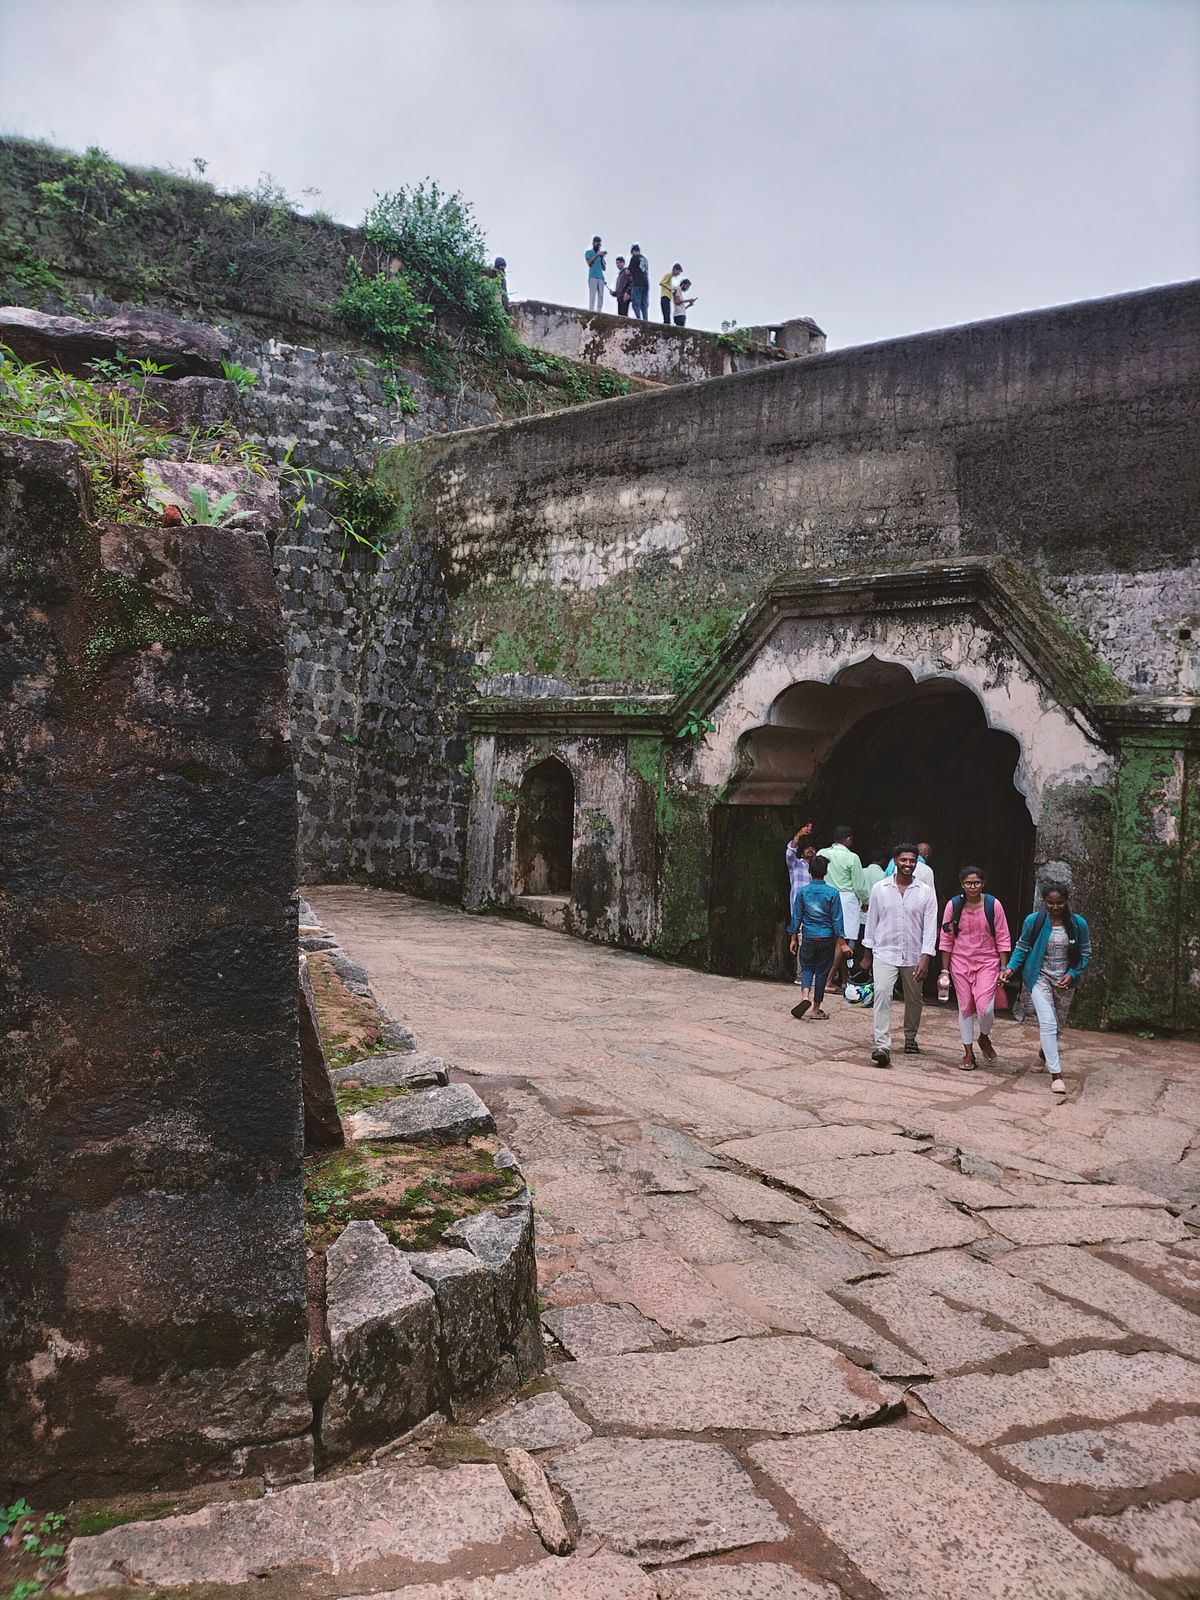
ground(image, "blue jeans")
xmin=630 ymin=286 xmax=649 ymax=319
xmin=799 ymin=936 xmax=836 ymax=1007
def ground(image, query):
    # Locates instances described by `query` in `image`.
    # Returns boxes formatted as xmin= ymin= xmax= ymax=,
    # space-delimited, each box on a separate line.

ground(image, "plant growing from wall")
xmin=676 ymin=710 xmax=717 ymax=743
xmin=335 ymin=259 xmax=433 ymax=354
xmin=716 ymin=319 xmax=753 ymax=354
xmin=219 ymin=357 xmax=258 ymax=391
xmin=145 ymin=483 xmax=258 ymax=528
xmin=362 ymin=182 xmax=515 ymax=358
xmin=0 ymin=345 xmax=175 ymax=518
xmin=34 ymin=144 xmax=150 ymax=243
xmin=377 ymin=366 xmax=420 ymax=413
xmin=333 ymin=471 xmax=399 ymax=558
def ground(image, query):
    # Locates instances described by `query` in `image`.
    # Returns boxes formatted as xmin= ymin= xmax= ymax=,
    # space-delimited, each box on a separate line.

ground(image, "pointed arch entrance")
xmin=709 ymin=661 xmax=1036 ymax=978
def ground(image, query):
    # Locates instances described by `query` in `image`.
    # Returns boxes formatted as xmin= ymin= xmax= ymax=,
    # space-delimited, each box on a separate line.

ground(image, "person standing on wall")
xmin=786 ymin=821 xmax=816 ymax=985
xmin=610 ymin=256 xmax=632 ymax=316
xmin=490 ymin=256 xmax=510 ymax=311
xmin=627 ymin=245 xmax=650 ymax=320
xmin=939 ymin=866 xmax=1011 ymax=1070
xmin=660 ymin=262 xmax=682 ymax=323
xmin=586 ymin=236 xmax=607 ymax=313
xmin=672 ymin=279 xmax=697 ymax=326
xmin=788 ymin=856 xmax=849 ymax=1022
xmin=817 ymin=825 xmax=869 ymax=989
xmin=1001 ymin=882 xmax=1091 ymax=1096
xmin=860 ymin=842 xmax=938 ymax=1068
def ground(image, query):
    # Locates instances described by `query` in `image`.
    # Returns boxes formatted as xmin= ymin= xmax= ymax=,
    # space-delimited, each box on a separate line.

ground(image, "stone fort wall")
xmin=413 ymin=280 xmax=1199 ymax=701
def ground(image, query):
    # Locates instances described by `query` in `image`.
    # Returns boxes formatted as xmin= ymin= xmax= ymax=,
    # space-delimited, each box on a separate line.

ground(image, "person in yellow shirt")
xmin=660 ymin=263 xmax=682 ymax=324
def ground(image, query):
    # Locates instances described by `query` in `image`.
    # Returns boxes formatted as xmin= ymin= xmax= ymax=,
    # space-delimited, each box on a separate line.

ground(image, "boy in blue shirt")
xmin=788 ymin=855 xmax=848 ymax=1020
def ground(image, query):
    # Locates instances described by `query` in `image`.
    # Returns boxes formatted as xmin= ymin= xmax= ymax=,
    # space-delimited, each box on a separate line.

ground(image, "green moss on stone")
xmin=459 ymin=574 xmax=744 ymax=692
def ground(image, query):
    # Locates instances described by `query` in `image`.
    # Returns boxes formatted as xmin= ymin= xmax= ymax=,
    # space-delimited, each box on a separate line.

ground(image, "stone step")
xmin=65 ymin=1462 xmax=542 ymax=1595
xmin=331 ymin=1051 xmax=450 ymax=1090
xmin=346 ymin=1083 xmax=496 ymax=1145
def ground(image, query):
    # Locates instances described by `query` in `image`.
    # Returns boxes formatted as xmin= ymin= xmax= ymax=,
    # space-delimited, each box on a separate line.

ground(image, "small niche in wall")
xmin=514 ymin=757 xmax=574 ymax=897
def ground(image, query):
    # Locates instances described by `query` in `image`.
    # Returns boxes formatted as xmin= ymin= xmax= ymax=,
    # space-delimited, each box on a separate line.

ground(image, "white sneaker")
xmin=1050 ymin=1074 xmax=1066 ymax=1095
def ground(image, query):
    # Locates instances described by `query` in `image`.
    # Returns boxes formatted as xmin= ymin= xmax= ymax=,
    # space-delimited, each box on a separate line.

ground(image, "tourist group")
xmin=585 ymin=236 xmax=696 ymax=324
xmin=785 ymin=824 xmax=1092 ymax=1093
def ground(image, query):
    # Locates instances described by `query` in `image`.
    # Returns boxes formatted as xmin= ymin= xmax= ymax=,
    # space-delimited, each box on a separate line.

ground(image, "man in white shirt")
xmin=884 ymin=840 xmax=935 ymax=889
xmin=861 ymin=842 xmax=938 ymax=1068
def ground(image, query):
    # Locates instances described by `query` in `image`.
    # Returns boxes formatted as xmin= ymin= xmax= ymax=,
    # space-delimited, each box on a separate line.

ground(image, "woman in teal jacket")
xmin=1000 ymin=882 xmax=1091 ymax=1096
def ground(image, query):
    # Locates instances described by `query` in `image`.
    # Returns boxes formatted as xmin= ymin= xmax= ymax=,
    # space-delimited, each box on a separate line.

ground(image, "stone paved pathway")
xmin=67 ymin=887 xmax=1200 ymax=1598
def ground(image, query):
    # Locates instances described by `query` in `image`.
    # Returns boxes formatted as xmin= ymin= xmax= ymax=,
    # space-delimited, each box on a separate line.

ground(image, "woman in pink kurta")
xmin=938 ymin=866 xmax=1012 ymax=1070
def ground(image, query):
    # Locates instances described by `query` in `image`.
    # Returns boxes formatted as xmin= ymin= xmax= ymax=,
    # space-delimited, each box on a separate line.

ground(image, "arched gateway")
xmin=709 ymin=664 xmax=1037 ymax=977
xmin=466 ymin=559 xmax=1197 ymax=1030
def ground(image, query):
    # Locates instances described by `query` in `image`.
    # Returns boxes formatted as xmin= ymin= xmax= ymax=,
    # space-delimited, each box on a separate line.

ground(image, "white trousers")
xmin=960 ymin=1001 xmax=995 ymax=1045
xmin=1030 ymin=977 xmax=1072 ymax=1072
xmin=872 ymin=961 xmax=924 ymax=1051
xmin=839 ymin=890 xmax=862 ymax=941
xmin=588 ymin=278 xmax=606 ymax=312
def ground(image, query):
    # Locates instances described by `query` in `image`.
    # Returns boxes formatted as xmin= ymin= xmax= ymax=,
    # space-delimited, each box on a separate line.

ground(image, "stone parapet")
xmin=510 ymin=299 xmax=791 ymax=384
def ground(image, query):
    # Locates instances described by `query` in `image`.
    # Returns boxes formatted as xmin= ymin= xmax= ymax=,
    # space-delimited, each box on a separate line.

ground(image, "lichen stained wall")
xmin=424 ymin=281 xmax=1200 ymax=702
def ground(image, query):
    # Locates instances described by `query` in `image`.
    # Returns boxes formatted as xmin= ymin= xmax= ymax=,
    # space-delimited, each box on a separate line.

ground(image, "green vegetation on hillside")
xmin=0 ymin=138 xmax=629 ymax=414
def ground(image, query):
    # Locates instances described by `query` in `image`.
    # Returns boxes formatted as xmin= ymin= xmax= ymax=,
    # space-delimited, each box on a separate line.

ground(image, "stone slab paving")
xmin=476 ymin=1391 xmax=593 ymax=1451
xmin=820 ymin=1189 xmax=991 ymax=1255
xmin=919 ymin=1349 xmax=1200 ymax=1444
xmin=546 ymin=1438 xmax=787 ymax=1566
xmin=841 ymin=1274 xmax=1027 ymax=1372
xmin=984 ymin=1203 xmax=1187 ymax=1247
xmin=65 ymin=1464 xmax=541 ymax=1593
xmin=884 ymin=1250 xmax=1125 ymax=1344
xmin=303 ymin=888 xmax=1200 ymax=1599
xmin=590 ymin=1240 xmax=770 ymax=1341
xmin=998 ymin=1244 xmax=1200 ymax=1358
xmin=997 ymin=1415 xmax=1200 ymax=1489
xmin=529 ymin=1172 xmax=645 ymax=1243
xmin=1078 ymin=1498 xmax=1200 ymax=1582
xmin=748 ymin=1432 xmax=1153 ymax=1600
xmin=556 ymin=1335 xmax=901 ymax=1433
xmin=642 ymin=1195 xmax=765 ymax=1265
xmin=654 ymin=1564 xmax=842 ymax=1598
xmin=711 ymin=1260 xmax=926 ymax=1376
xmin=541 ymin=1301 xmax=668 ymax=1358
xmin=694 ymin=1166 xmax=818 ymax=1224
xmin=347 ymin=1550 xmax=658 ymax=1599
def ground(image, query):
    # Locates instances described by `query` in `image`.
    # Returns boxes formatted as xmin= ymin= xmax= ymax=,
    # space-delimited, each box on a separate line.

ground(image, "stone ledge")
xmin=345 ymin=1083 xmax=497 ymax=1144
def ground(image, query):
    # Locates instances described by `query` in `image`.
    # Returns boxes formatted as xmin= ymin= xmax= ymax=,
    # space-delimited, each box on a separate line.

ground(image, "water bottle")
xmin=937 ymin=971 xmax=951 ymax=1004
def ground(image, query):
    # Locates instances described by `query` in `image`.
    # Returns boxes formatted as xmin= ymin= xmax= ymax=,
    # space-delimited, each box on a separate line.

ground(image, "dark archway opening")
xmin=709 ymin=668 xmax=1036 ymax=977
xmin=514 ymin=758 xmax=574 ymax=897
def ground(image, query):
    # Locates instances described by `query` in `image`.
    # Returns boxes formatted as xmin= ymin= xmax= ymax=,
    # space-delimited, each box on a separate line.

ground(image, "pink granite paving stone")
xmin=749 ymin=1431 xmax=1152 ymax=1600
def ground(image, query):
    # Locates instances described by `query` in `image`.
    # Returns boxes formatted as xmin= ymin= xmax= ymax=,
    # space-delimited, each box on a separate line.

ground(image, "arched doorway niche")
xmin=514 ymin=756 xmax=575 ymax=898
xmin=709 ymin=660 xmax=1036 ymax=977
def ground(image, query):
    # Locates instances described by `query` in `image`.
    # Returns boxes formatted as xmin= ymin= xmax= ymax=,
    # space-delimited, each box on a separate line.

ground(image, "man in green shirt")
xmin=817 ymin=825 xmax=869 ymax=987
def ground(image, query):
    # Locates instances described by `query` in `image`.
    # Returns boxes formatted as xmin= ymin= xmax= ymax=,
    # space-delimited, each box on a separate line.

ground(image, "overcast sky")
xmin=1 ymin=0 xmax=1196 ymax=347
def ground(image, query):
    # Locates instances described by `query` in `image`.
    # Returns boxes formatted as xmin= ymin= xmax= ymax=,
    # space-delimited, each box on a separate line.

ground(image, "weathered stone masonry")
xmin=396 ymin=282 xmax=1200 ymax=1030
xmin=0 ymin=435 xmax=311 ymax=1494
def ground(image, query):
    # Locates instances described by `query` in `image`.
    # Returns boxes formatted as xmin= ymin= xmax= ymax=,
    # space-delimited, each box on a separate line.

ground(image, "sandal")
xmin=978 ymin=1034 xmax=997 ymax=1062
xmin=959 ymin=1047 xmax=977 ymax=1071
xmin=791 ymin=997 xmax=812 ymax=1020
xmin=811 ymin=1008 xmax=828 ymax=1020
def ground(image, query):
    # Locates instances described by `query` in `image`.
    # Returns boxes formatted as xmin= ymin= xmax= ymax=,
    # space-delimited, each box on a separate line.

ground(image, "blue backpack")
xmin=943 ymin=894 xmax=997 ymax=938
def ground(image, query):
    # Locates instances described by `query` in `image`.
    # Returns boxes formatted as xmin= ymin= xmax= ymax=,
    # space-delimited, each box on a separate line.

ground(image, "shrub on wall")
xmin=362 ymin=182 xmax=515 ymax=358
